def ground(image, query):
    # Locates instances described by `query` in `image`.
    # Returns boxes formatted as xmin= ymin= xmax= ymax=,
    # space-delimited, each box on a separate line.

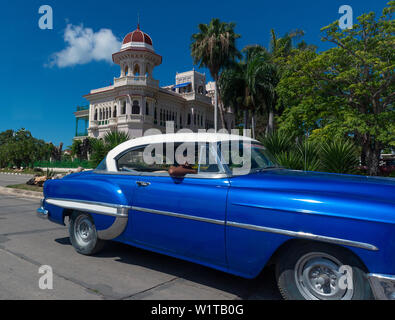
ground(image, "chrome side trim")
xmin=132 ymin=206 xmax=225 ymax=225
xmin=45 ymin=197 xmax=131 ymax=240
xmin=227 ymin=221 xmax=379 ymax=251
xmin=131 ymin=205 xmax=379 ymax=251
xmin=367 ymin=273 xmax=395 ymax=300
xmin=45 ymin=198 xmax=130 ymax=217
xmin=132 ymin=206 xmax=378 ymax=251
xmin=132 ymin=206 xmax=379 ymax=251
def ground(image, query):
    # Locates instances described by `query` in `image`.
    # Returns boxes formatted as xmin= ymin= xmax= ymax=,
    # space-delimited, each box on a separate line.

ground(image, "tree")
xmin=191 ymin=18 xmax=241 ymax=130
xmin=70 ymin=138 xmax=92 ymax=161
xmin=219 ymin=30 xmax=314 ymax=137
xmin=0 ymin=128 xmax=52 ymax=168
xmin=219 ymin=45 xmax=279 ymax=138
xmin=277 ymin=2 xmax=394 ymax=175
xmin=246 ymin=47 xmax=279 ymax=136
xmin=218 ymin=46 xmax=263 ymax=137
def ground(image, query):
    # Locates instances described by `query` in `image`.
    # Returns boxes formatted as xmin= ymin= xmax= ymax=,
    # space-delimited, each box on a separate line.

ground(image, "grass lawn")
xmin=6 ymin=184 xmax=43 ymax=192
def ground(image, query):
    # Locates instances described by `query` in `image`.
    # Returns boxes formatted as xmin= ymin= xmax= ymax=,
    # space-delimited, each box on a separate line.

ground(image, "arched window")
xmin=94 ymin=109 xmax=98 ymax=121
xmin=113 ymin=106 xmax=117 ymax=118
xmin=132 ymin=100 xmax=140 ymax=114
xmin=125 ymin=65 xmax=129 ymax=76
xmin=146 ymin=102 xmax=149 ymax=115
xmin=122 ymin=101 xmax=126 ymax=114
xmin=133 ymin=64 xmax=140 ymax=76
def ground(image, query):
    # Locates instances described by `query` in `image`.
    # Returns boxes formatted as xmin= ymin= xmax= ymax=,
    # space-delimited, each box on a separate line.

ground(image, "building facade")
xmin=74 ymin=25 xmax=234 ymax=140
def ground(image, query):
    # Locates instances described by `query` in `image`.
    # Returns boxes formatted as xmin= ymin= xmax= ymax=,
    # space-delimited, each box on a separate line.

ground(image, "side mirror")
xmin=168 ymin=165 xmax=197 ymax=178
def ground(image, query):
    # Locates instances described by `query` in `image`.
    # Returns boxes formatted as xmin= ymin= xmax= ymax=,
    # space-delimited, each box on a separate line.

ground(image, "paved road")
xmin=0 ymin=174 xmax=33 ymax=187
xmin=0 ymin=193 xmax=282 ymax=300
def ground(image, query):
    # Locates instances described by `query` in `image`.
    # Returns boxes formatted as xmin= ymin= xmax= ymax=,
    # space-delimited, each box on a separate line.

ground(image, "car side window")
xmin=116 ymin=144 xmax=170 ymax=174
xmin=116 ymin=142 xmax=224 ymax=176
xmin=172 ymin=142 xmax=224 ymax=175
xmin=196 ymin=143 xmax=223 ymax=174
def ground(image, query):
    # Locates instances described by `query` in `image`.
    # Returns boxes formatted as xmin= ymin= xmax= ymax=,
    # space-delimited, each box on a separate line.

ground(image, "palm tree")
xmin=218 ymin=62 xmax=245 ymax=126
xmin=219 ymin=29 xmax=315 ymax=137
xmin=265 ymin=28 xmax=316 ymax=134
xmin=191 ymin=18 xmax=241 ymax=131
xmin=219 ymin=45 xmax=278 ymax=138
xmin=246 ymin=49 xmax=279 ymax=135
xmin=103 ymin=130 xmax=130 ymax=150
xmin=90 ymin=130 xmax=130 ymax=167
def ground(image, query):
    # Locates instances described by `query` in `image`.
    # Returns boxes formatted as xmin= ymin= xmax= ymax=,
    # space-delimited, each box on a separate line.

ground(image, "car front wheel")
xmin=275 ymin=241 xmax=373 ymax=300
xmin=69 ymin=212 xmax=105 ymax=255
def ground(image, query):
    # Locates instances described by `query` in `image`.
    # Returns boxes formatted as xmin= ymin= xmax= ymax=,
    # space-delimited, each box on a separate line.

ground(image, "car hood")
xmin=230 ymin=169 xmax=395 ymax=205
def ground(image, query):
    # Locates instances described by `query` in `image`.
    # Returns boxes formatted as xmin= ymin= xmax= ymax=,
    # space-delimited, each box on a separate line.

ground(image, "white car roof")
xmin=106 ymin=132 xmax=257 ymax=172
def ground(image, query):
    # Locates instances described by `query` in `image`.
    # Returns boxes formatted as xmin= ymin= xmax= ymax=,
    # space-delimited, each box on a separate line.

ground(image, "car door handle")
xmin=136 ymin=181 xmax=151 ymax=187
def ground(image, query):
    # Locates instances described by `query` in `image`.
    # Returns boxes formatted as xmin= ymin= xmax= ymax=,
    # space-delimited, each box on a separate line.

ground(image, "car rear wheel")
xmin=69 ymin=212 xmax=105 ymax=255
xmin=275 ymin=241 xmax=373 ymax=300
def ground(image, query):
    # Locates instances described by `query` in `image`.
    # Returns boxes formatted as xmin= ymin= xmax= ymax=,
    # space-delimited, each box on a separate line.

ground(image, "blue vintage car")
xmin=37 ymin=133 xmax=395 ymax=300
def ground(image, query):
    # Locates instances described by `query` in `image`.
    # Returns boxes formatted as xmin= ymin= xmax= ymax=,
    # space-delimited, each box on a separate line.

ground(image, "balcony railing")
xmin=180 ymin=91 xmax=212 ymax=103
xmin=113 ymin=75 xmax=159 ymax=88
xmin=89 ymin=115 xmax=145 ymax=129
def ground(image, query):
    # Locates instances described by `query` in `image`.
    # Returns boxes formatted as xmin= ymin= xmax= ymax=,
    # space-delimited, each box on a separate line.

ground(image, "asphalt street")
xmin=0 ymin=178 xmax=282 ymax=300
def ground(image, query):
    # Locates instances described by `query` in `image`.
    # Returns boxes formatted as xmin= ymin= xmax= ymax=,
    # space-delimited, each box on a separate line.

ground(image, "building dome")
xmin=121 ymin=25 xmax=154 ymax=51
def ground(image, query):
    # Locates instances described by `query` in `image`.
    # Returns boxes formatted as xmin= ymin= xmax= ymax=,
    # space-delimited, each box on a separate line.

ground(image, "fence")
xmin=33 ymin=160 xmax=93 ymax=169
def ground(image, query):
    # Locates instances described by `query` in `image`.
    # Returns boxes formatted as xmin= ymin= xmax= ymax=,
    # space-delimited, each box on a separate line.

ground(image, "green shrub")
xmin=260 ymin=131 xmax=295 ymax=155
xmin=260 ymin=132 xmax=359 ymax=174
xmin=89 ymin=131 xmax=131 ymax=168
xmin=320 ymin=139 xmax=359 ymax=174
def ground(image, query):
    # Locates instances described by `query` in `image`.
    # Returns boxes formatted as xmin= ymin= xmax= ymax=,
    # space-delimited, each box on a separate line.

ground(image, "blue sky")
xmin=0 ymin=0 xmax=390 ymax=147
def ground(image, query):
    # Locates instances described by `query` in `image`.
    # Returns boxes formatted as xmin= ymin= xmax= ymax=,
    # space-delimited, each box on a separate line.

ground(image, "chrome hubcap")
xmin=74 ymin=215 xmax=94 ymax=245
xmin=295 ymin=252 xmax=353 ymax=300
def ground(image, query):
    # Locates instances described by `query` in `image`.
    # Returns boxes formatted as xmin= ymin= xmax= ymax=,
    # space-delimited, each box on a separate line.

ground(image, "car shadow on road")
xmin=55 ymin=237 xmax=282 ymax=300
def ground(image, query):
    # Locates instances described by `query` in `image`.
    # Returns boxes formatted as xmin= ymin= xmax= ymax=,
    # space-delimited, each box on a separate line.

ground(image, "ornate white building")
xmin=74 ymin=25 xmax=234 ymax=140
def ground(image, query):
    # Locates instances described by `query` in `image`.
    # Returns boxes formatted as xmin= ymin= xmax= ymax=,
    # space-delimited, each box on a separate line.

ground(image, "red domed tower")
xmin=112 ymin=24 xmax=162 ymax=80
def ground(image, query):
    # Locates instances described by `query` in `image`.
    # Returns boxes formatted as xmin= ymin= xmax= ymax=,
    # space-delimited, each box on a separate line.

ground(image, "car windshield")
xmin=219 ymin=140 xmax=280 ymax=175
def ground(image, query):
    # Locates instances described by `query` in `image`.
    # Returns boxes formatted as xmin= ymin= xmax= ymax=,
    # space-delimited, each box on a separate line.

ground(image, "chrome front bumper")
xmin=367 ymin=273 xmax=395 ymax=300
xmin=37 ymin=199 xmax=48 ymax=219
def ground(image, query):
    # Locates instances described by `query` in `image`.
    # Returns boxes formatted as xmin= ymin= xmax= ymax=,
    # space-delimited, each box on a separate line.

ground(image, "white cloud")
xmin=48 ymin=24 xmax=121 ymax=68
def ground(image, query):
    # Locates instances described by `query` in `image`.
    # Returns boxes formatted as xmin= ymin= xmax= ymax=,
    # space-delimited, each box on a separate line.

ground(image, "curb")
xmin=0 ymin=172 xmax=33 ymax=176
xmin=0 ymin=186 xmax=43 ymax=200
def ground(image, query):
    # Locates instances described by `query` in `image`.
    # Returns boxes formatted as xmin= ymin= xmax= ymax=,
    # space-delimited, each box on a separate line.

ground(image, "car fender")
xmin=43 ymin=178 xmax=131 ymax=240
